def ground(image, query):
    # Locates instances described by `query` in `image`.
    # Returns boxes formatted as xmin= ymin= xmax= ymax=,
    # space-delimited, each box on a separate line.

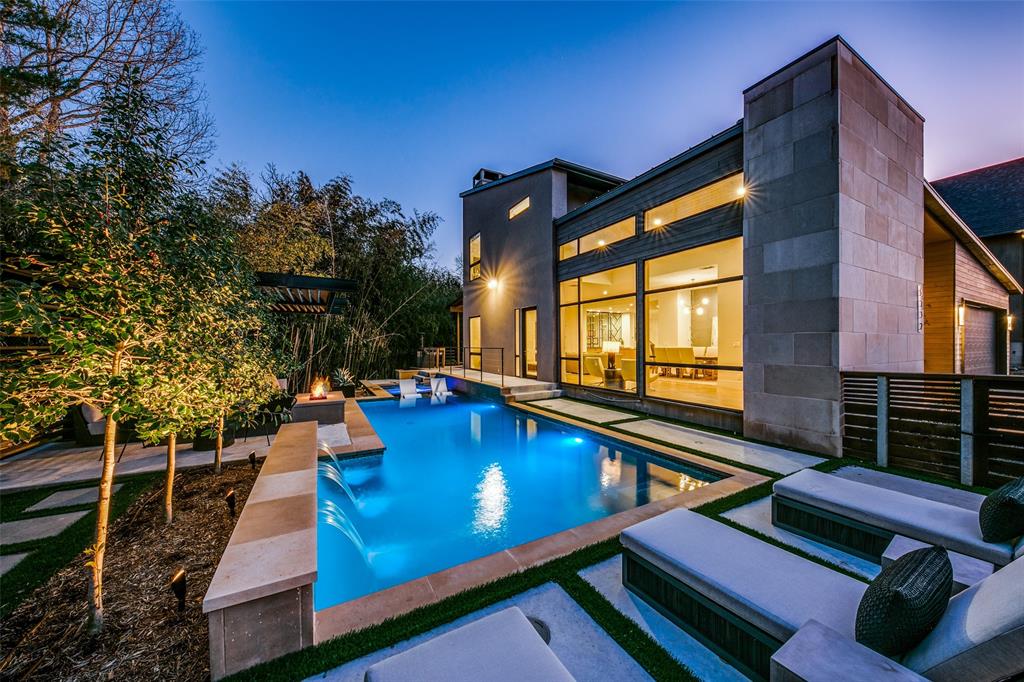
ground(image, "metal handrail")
xmin=451 ymin=346 xmax=505 ymax=387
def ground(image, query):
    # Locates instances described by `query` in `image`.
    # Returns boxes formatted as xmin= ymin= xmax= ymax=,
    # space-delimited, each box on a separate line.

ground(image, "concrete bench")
xmin=772 ymin=469 xmax=1021 ymax=566
xmin=364 ymin=607 xmax=574 ymax=682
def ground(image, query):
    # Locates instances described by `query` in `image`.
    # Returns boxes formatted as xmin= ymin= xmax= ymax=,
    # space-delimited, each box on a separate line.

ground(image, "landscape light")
xmin=225 ymin=489 xmax=236 ymax=517
xmin=170 ymin=569 xmax=187 ymax=611
xmin=248 ymin=451 xmax=257 ymax=470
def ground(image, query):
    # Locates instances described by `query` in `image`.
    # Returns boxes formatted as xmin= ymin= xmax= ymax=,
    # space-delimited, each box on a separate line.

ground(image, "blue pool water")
xmin=315 ymin=395 xmax=720 ymax=610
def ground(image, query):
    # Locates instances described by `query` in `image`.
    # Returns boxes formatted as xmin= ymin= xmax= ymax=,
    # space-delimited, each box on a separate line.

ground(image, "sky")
xmin=176 ymin=1 xmax=1024 ymax=270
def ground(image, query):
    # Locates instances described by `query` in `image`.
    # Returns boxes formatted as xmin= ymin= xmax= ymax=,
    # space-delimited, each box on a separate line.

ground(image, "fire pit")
xmin=292 ymin=381 xmax=346 ymax=425
xmin=309 ymin=376 xmax=329 ymax=400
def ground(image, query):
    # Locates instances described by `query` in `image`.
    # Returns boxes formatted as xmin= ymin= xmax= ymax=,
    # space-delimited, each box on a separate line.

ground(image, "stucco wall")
xmin=461 ymin=170 xmax=560 ymax=381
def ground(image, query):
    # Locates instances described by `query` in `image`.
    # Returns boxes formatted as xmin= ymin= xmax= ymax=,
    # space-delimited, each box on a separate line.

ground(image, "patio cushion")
xmin=902 ymin=556 xmax=1024 ymax=682
xmin=978 ymin=477 xmax=1024 ymax=543
xmin=363 ymin=607 xmax=575 ymax=682
xmin=855 ymin=546 xmax=952 ymax=656
xmin=620 ymin=508 xmax=867 ymax=643
xmin=774 ymin=470 xmax=1015 ymax=566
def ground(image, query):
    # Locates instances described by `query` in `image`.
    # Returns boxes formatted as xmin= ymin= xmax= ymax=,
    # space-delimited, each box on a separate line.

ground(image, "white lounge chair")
xmin=621 ymin=507 xmax=1024 ymax=682
xmin=771 ymin=469 xmax=1023 ymax=567
xmin=430 ymin=376 xmax=454 ymax=404
xmin=398 ymin=379 xmax=419 ymax=400
xmin=364 ymin=607 xmax=574 ymax=682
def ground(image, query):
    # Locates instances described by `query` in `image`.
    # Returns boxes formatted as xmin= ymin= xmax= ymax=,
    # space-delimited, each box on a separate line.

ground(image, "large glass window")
xmin=468 ymin=233 xmax=481 ymax=280
xmin=644 ymin=238 xmax=743 ymax=410
xmin=559 ymin=217 xmax=636 ymax=261
xmin=645 ymin=174 xmax=744 ymax=231
xmin=560 ymin=264 xmax=637 ymax=392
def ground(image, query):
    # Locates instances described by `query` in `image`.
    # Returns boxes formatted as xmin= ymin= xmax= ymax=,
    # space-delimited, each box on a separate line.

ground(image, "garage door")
xmin=964 ymin=306 xmax=996 ymax=375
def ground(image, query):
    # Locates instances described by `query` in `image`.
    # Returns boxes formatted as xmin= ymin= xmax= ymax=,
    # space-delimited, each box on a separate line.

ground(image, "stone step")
xmin=507 ymin=390 xmax=563 ymax=402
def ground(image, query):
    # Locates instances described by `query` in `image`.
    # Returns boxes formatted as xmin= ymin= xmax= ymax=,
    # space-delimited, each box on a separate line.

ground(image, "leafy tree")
xmin=0 ymin=78 xmax=183 ymax=632
xmin=208 ymin=166 xmax=461 ymax=387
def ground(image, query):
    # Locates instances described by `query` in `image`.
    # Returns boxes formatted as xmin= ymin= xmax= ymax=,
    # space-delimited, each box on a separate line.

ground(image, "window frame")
xmin=468 ymin=232 xmax=481 ymax=281
xmin=558 ymin=216 xmax=637 ymax=261
xmin=644 ymin=173 xmax=745 ymax=232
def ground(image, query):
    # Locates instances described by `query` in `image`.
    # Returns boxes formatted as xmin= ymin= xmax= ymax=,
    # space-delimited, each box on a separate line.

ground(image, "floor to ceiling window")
xmin=560 ymin=264 xmax=637 ymax=392
xmin=644 ymin=237 xmax=743 ymax=410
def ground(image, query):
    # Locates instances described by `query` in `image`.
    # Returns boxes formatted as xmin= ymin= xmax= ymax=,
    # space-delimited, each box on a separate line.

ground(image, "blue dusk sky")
xmin=176 ymin=1 xmax=1024 ymax=270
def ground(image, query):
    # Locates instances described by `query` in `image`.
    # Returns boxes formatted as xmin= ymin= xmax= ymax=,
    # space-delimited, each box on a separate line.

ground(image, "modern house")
xmin=933 ymin=157 xmax=1024 ymax=370
xmin=459 ymin=36 xmax=1021 ymax=456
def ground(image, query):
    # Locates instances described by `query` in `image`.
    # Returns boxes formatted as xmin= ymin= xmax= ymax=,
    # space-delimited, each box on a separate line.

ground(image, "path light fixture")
xmin=225 ymin=489 xmax=236 ymax=517
xmin=248 ymin=450 xmax=257 ymax=470
xmin=170 ymin=568 xmax=187 ymax=611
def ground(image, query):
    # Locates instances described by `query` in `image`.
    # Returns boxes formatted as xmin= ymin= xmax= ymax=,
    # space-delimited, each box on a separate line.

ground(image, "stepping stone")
xmin=0 ymin=552 xmax=29 ymax=576
xmin=0 ymin=511 xmax=89 ymax=546
xmin=615 ymin=419 xmax=824 ymax=474
xmin=530 ymin=398 xmax=637 ymax=424
xmin=24 ymin=484 xmax=123 ymax=512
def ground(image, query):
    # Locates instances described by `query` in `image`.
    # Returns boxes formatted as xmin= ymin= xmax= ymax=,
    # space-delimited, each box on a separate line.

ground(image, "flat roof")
xmin=459 ymin=158 xmax=624 ymax=198
xmin=554 ymin=122 xmax=743 ymax=226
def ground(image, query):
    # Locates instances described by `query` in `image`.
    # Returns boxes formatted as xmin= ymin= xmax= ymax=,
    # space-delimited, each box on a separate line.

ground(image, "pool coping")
xmin=312 ymin=403 xmax=766 ymax=642
xmin=332 ymin=399 xmax=386 ymax=459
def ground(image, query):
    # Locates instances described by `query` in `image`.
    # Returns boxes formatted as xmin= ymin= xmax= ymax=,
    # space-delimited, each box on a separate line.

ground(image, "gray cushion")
xmin=902 ymin=556 xmax=1024 ymax=682
xmin=621 ymin=508 xmax=867 ymax=643
xmin=774 ymin=470 xmax=1015 ymax=565
xmin=364 ymin=607 xmax=575 ymax=682
xmin=978 ymin=477 xmax=1024 ymax=543
xmin=855 ymin=546 xmax=952 ymax=656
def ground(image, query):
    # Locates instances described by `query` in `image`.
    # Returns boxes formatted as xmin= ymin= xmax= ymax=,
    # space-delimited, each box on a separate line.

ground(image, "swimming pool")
xmin=315 ymin=395 xmax=720 ymax=610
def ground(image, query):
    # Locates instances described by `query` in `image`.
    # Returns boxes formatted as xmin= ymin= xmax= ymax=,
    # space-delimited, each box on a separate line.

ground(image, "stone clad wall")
xmin=742 ymin=41 xmax=843 ymax=455
xmin=835 ymin=42 xmax=925 ymax=373
xmin=742 ymin=37 xmax=928 ymax=456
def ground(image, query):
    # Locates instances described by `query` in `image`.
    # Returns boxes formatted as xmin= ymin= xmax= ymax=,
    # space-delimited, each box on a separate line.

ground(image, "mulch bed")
xmin=0 ymin=461 xmax=261 ymax=681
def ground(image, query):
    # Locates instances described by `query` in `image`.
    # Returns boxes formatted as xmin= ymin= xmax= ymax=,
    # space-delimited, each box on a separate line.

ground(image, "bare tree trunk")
xmin=165 ymin=432 xmax=176 ymax=524
xmin=87 ymin=412 xmax=118 ymax=634
xmin=214 ymin=412 xmax=224 ymax=474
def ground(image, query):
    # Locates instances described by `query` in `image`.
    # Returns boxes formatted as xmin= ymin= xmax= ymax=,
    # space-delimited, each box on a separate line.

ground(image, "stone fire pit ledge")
xmin=203 ymin=420 xmax=319 ymax=679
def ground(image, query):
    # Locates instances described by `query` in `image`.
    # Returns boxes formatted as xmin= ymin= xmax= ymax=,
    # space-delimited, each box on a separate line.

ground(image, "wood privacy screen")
xmin=841 ymin=372 xmax=1024 ymax=488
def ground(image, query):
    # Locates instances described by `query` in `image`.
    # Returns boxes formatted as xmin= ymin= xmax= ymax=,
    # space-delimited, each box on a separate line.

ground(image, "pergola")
xmin=255 ymin=272 xmax=357 ymax=315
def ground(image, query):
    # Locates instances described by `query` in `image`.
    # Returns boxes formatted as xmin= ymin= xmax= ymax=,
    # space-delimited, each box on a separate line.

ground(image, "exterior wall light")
xmin=597 ymin=239 xmax=606 ymax=247
xmin=1008 ymin=314 xmax=1015 ymax=331
xmin=957 ymin=304 xmax=966 ymax=327
xmin=737 ymin=185 xmax=747 ymax=197
xmin=487 ymin=279 xmax=498 ymax=290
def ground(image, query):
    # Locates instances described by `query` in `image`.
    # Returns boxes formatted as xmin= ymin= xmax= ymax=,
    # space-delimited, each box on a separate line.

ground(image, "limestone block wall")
xmin=835 ymin=41 xmax=925 ymax=373
xmin=743 ymin=37 xmax=928 ymax=456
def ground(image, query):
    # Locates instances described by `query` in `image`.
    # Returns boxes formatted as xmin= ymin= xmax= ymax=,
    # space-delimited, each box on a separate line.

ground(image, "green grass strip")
xmin=0 ymin=472 xmax=161 ymax=618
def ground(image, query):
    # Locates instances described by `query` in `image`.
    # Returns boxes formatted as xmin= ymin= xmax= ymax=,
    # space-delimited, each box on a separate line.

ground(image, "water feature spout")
xmin=321 ymin=499 xmax=371 ymax=566
xmin=319 ymin=461 xmax=360 ymax=507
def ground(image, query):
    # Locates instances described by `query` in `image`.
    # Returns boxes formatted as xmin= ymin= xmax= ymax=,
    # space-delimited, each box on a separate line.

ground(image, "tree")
xmin=1 ymin=79 xmax=187 ymax=632
xmin=1 ymin=0 xmax=212 ymax=159
xmin=209 ymin=166 xmax=461 ymax=388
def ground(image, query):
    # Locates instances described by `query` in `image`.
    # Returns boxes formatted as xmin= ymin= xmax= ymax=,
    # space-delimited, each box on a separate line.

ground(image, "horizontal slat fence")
xmin=841 ymin=372 xmax=1024 ymax=488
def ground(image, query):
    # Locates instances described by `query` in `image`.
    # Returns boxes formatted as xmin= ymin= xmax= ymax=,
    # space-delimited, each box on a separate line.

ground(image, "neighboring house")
xmin=932 ymin=157 xmax=1024 ymax=370
xmin=460 ymin=36 xmax=1022 ymax=456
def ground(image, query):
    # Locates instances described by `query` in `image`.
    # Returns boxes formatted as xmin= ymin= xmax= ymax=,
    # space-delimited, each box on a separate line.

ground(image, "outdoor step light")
xmin=170 ymin=568 xmax=187 ymax=612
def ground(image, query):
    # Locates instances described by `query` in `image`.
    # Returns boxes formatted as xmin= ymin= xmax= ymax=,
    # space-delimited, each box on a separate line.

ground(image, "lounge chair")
xmin=398 ymin=379 xmax=419 ymax=400
xmin=364 ymin=607 xmax=574 ymax=682
xmin=430 ymin=376 xmax=454 ymax=404
xmin=621 ymin=507 xmax=1024 ymax=681
xmin=771 ymin=469 xmax=1024 ymax=567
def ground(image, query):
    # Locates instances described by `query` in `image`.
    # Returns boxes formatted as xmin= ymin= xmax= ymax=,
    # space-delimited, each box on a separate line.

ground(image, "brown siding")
xmin=924 ymin=239 xmax=955 ymax=373
xmin=954 ymin=241 xmax=1010 ymax=373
